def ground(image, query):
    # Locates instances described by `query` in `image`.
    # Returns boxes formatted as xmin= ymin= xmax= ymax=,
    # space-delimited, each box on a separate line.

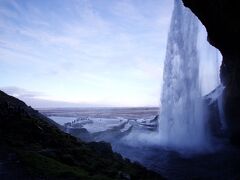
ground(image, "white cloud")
xmin=111 ymin=0 xmax=145 ymax=21
xmin=1 ymin=86 xmax=43 ymax=98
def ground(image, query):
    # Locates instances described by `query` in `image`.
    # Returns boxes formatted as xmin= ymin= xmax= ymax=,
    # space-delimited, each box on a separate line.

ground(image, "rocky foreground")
xmin=0 ymin=90 xmax=162 ymax=180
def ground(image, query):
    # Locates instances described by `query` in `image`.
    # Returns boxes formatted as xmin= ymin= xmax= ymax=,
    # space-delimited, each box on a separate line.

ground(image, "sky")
xmin=0 ymin=0 xmax=174 ymax=107
xmin=0 ymin=0 xmax=222 ymax=108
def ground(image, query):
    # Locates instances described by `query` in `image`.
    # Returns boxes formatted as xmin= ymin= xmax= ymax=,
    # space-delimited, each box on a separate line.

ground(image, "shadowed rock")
xmin=183 ymin=0 xmax=240 ymax=145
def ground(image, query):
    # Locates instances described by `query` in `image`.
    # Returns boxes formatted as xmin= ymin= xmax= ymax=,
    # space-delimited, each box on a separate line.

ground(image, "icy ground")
xmin=40 ymin=107 xmax=159 ymax=135
xmin=40 ymin=107 xmax=159 ymax=144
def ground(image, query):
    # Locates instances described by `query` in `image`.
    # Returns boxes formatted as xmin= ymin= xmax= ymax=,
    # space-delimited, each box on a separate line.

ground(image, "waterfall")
xmin=158 ymin=0 xmax=209 ymax=150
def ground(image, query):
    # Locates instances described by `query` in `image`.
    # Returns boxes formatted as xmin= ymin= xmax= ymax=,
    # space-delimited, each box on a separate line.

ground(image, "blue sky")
xmin=0 ymin=0 xmax=174 ymax=107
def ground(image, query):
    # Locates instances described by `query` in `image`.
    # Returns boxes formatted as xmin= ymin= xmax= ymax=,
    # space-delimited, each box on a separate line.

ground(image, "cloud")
xmin=0 ymin=86 xmax=101 ymax=108
xmin=111 ymin=0 xmax=145 ymax=21
xmin=1 ymin=86 xmax=43 ymax=99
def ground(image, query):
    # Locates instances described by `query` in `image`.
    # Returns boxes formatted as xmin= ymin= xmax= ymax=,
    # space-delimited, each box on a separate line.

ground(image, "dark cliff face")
xmin=183 ymin=0 xmax=240 ymax=145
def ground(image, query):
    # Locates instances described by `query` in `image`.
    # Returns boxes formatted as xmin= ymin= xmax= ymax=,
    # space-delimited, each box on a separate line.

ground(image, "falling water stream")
xmin=158 ymin=0 xmax=209 ymax=150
